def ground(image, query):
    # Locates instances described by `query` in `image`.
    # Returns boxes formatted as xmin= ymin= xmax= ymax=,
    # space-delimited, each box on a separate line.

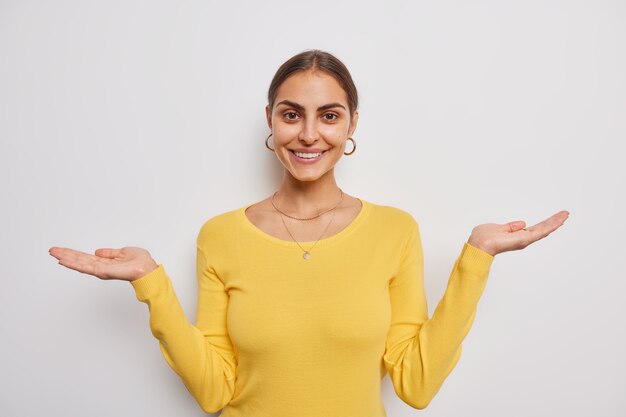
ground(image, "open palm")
xmin=49 ymin=246 xmax=158 ymax=282
xmin=467 ymin=210 xmax=570 ymax=256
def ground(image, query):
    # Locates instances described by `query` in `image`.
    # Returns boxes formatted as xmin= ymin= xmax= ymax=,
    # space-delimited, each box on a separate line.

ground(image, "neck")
xmin=275 ymin=169 xmax=343 ymax=216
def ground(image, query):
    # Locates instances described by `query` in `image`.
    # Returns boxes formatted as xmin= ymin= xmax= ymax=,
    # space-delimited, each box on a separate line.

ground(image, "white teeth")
xmin=294 ymin=151 xmax=322 ymax=159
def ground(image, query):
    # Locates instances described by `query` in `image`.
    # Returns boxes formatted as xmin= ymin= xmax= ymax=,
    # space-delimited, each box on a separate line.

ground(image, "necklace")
xmin=278 ymin=209 xmax=337 ymax=260
xmin=271 ymin=189 xmax=344 ymax=221
xmin=271 ymin=189 xmax=344 ymax=259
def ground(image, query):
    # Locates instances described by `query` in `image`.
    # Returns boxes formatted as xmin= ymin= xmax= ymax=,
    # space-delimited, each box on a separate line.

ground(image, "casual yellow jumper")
xmin=131 ymin=200 xmax=494 ymax=416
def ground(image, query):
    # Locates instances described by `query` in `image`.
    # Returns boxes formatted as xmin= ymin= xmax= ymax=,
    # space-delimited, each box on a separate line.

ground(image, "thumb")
xmin=95 ymin=248 xmax=122 ymax=258
xmin=506 ymin=221 xmax=526 ymax=232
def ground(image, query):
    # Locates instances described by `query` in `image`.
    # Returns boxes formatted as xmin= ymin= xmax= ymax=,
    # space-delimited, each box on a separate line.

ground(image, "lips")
xmin=289 ymin=149 xmax=328 ymax=163
xmin=293 ymin=151 xmax=322 ymax=159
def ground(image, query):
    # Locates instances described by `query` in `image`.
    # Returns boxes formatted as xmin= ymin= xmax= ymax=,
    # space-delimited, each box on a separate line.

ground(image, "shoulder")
xmin=196 ymin=206 xmax=242 ymax=244
xmin=365 ymin=201 xmax=419 ymax=230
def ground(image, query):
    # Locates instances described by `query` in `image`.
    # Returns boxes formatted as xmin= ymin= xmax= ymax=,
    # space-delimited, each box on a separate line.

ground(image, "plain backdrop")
xmin=1 ymin=1 xmax=624 ymax=416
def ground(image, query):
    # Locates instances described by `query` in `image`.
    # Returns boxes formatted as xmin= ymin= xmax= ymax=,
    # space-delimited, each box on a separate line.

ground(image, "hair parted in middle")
xmin=267 ymin=50 xmax=359 ymax=120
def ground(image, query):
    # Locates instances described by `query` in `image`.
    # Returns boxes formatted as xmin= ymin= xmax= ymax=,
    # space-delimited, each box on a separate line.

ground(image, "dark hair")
xmin=267 ymin=49 xmax=359 ymax=119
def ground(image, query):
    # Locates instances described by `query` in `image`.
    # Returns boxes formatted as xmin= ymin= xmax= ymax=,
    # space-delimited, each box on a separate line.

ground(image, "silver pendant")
xmin=303 ymin=252 xmax=311 ymax=260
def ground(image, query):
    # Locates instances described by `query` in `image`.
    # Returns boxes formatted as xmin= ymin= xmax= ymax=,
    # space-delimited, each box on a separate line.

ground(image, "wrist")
xmin=132 ymin=261 xmax=158 ymax=281
xmin=467 ymin=236 xmax=495 ymax=256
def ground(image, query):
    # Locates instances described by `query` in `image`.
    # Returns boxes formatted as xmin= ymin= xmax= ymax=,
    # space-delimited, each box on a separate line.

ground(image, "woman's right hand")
xmin=49 ymin=246 xmax=158 ymax=282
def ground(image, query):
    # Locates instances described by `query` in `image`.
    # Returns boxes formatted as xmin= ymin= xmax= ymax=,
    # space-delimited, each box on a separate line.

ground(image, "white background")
xmin=1 ymin=1 xmax=624 ymax=416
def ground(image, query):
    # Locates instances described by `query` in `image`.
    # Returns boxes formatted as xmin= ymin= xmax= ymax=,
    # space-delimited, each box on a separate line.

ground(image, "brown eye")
xmin=323 ymin=113 xmax=338 ymax=121
xmin=284 ymin=112 xmax=299 ymax=120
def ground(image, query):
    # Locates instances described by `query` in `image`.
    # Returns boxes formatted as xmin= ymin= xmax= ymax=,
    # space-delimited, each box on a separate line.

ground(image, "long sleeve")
xmin=130 ymin=244 xmax=236 ymax=413
xmin=383 ymin=221 xmax=494 ymax=409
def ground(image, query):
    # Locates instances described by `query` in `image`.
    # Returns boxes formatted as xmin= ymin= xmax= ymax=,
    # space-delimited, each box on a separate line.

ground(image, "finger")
xmin=94 ymin=248 xmax=122 ymax=259
xmin=49 ymin=247 xmax=89 ymax=261
xmin=51 ymin=248 xmax=112 ymax=276
xmin=540 ymin=211 xmax=570 ymax=231
xmin=49 ymin=247 xmax=61 ymax=259
xmin=57 ymin=257 xmax=87 ymax=274
xmin=506 ymin=221 xmax=526 ymax=232
xmin=50 ymin=247 xmax=100 ymax=262
xmin=527 ymin=211 xmax=570 ymax=241
xmin=57 ymin=254 xmax=103 ymax=276
xmin=49 ymin=246 xmax=70 ymax=259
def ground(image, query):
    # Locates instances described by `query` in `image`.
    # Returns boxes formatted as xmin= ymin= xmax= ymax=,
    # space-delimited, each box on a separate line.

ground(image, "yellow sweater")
xmin=131 ymin=199 xmax=494 ymax=416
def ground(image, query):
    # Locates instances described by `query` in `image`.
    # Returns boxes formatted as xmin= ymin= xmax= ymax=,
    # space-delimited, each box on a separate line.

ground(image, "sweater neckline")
xmin=238 ymin=198 xmax=371 ymax=249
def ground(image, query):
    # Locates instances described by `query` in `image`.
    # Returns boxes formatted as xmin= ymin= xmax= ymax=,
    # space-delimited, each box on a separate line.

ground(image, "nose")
xmin=298 ymin=118 xmax=319 ymax=145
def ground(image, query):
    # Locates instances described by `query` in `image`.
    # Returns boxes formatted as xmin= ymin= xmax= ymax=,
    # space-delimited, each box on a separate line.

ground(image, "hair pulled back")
xmin=267 ymin=50 xmax=359 ymax=119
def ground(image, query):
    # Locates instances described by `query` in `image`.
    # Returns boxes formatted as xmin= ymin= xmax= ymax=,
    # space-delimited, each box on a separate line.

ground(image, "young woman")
xmin=49 ymin=50 xmax=569 ymax=416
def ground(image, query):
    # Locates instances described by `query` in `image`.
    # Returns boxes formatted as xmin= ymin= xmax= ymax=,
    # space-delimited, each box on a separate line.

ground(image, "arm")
xmin=383 ymin=222 xmax=494 ymax=409
xmin=49 ymin=228 xmax=239 ymax=412
xmin=130 ymin=245 xmax=236 ymax=413
xmin=383 ymin=209 xmax=569 ymax=408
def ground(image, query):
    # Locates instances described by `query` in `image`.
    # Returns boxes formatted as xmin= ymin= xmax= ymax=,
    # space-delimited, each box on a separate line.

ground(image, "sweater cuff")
xmin=458 ymin=242 xmax=494 ymax=275
xmin=130 ymin=264 xmax=169 ymax=301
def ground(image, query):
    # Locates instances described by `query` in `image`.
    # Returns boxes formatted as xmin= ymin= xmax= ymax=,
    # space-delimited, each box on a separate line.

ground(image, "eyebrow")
xmin=276 ymin=100 xmax=346 ymax=112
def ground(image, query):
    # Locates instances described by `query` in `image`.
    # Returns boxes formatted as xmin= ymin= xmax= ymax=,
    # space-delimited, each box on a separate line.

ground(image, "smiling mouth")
xmin=290 ymin=150 xmax=328 ymax=159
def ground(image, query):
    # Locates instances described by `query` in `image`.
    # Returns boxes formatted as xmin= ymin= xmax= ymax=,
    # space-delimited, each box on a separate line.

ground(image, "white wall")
xmin=1 ymin=1 xmax=624 ymax=416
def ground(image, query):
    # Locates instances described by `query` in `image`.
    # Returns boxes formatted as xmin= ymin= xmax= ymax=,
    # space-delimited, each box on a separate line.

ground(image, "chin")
xmin=287 ymin=168 xmax=333 ymax=183
xmin=291 ymin=173 xmax=323 ymax=182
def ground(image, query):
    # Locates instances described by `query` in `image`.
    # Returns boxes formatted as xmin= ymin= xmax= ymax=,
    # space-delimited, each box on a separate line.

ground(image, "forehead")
xmin=274 ymin=70 xmax=348 ymax=106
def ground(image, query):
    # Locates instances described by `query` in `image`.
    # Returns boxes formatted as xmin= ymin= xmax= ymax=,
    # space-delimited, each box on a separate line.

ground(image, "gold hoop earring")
xmin=344 ymin=137 xmax=356 ymax=155
xmin=265 ymin=133 xmax=275 ymax=152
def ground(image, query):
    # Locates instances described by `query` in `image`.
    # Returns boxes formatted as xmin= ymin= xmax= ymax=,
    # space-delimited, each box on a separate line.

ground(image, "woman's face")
xmin=266 ymin=70 xmax=358 ymax=183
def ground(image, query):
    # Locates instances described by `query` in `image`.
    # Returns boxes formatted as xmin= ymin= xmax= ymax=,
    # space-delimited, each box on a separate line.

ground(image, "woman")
xmin=49 ymin=50 xmax=569 ymax=416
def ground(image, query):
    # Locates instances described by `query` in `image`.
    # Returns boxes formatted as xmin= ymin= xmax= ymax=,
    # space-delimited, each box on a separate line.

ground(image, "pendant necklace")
xmin=278 ymin=209 xmax=336 ymax=260
xmin=271 ymin=189 xmax=344 ymax=260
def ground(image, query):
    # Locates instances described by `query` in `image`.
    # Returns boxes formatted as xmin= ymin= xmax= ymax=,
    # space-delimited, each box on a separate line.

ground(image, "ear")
xmin=265 ymin=105 xmax=272 ymax=130
xmin=348 ymin=110 xmax=359 ymax=137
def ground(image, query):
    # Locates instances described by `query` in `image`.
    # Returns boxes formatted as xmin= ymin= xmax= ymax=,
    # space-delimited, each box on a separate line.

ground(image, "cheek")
xmin=272 ymin=129 xmax=290 ymax=145
xmin=329 ymin=134 xmax=347 ymax=146
xmin=273 ymin=124 xmax=299 ymax=141
xmin=319 ymin=125 xmax=346 ymax=141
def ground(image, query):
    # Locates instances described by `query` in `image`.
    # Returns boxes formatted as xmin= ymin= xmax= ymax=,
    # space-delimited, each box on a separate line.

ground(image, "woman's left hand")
xmin=467 ymin=210 xmax=570 ymax=256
